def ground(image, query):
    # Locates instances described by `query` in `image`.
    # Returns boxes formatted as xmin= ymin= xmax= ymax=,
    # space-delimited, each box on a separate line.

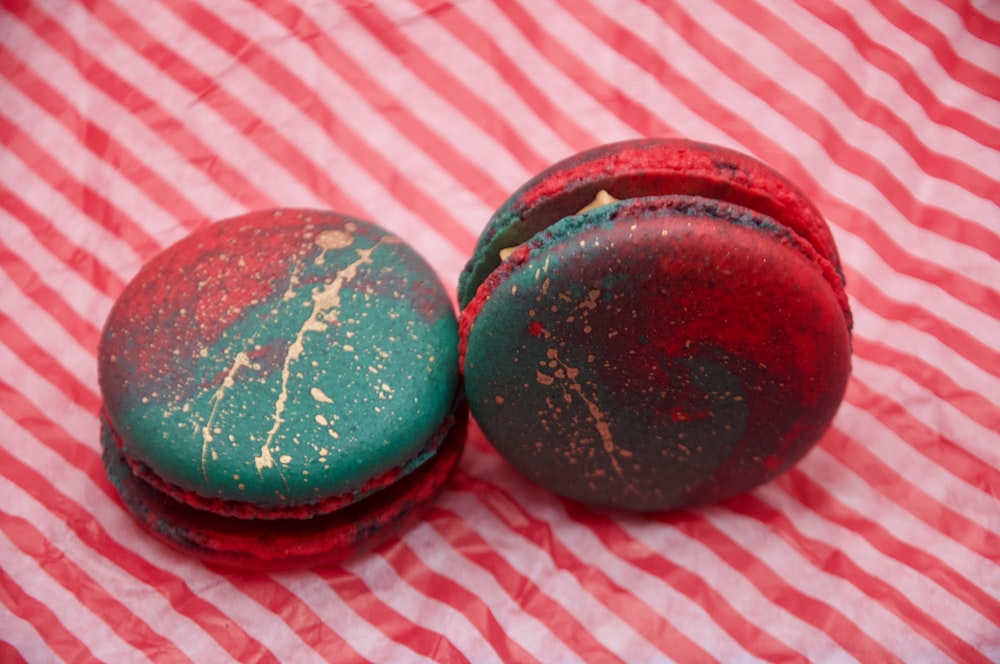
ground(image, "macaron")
xmin=99 ymin=209 xmax=465 ymax=569
xmin=458 ymin=138 xmax=852 ymax=511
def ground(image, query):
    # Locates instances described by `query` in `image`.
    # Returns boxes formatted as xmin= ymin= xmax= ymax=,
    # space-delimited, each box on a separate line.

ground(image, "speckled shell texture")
xmin=99 ymin=209 xmax=461 ymax=516
xmin=460 ymin=139 xmax=852 ymax=511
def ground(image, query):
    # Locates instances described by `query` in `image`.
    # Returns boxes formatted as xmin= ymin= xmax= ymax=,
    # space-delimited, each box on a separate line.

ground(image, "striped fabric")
xmin=2 ymin=0 xmax=998 ymax=660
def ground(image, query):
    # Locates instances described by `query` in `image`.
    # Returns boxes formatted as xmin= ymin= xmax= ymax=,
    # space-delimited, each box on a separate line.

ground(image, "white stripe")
xmin=0 ymin=150 xmax=143 ymax=282
xmin=187 ymin=0 xmax=495 ymax=234
xmin=401 ymin=520 xmax=589 ymax=664
xmin=0 ymin=406 xmax=328 ymax=663
xmin=511 ymin=0 xmax=1000 ymax=292
xmin=680 ymin=0 xmax=1000 ymax=197
xmin=702 ymin=509 xmax=950 ymax=662
xmin=452 ymin=1 xmax=660 ymax=147
xmin=852 ymin=301 xmax=1000 ymax=407
xmin=288 ymin=1 xmax=535 ymax=194
xmin=841 ymin=0 xmax=1000 ymax=77
xmin=760 ymin=481 xmax=998 ymax=648
xmin=444 ymin=458 xmax=835 ymax=663
xmin=389 ymin=0 xmax=578 ymax=157
xmin=0 ymin=471 xmax=236 ymax=664
xmin=33 ymin=1 xmax=328 ymax=210
xmin=852 ymin=356 xmax=1000 ymax=467
xmin=0 ymin=603 xmax=57 ymax=664
xmin=0 ymin=22 xmax=246 ymax=222
xmin=0 ymin=273 xmax=101 ymax=396
xmin=440 ymin=490 xmax=731 ymax=663
xmin=343 ymin=551 xmax=511 ymax=664
xmin=837 ymin=226 xmax=1000 ymax=347
xmin=0 ymin=529 xmax=152 ymax=663
xmin=98 ymin=0 xmax=470 ymax=281
xmin=800 ymin=446 xmax=1000 ymax=599
xmin=841 ymin=0 xmax=1000 ymax=112
xmin=768 ymin=0 xmax=1000 ymax=153
xmin=0 ymin=80 xmax=189 ymax=250
xmin=272 ymin=571 xmax=438 ymax=664
xmin=0 ymin=209 xmax=114 ymax=322
xmin=971 ymin=0 xmax=1000 ymax=20
xmin=837 ymin=401 xmax=1000 ymax=536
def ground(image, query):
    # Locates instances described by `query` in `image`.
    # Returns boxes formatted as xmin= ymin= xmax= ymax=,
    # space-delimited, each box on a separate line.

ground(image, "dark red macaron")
xmin=458 ymin=138 xmax=852 ymax=511
xmin=99 ymin=209 xmax=465 ymax=569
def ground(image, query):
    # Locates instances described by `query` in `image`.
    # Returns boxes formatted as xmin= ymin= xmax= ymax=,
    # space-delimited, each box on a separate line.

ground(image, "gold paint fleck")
xmin=314 ymin=229 xmax=355 ymax=265
xmin=279 ymin=454 xmax=293 ymax=464
xmin=315 ymin=414 xmax=329 ymax=426
xmin=200 ymin=351 xmax=251 ymax=479
xmin=311 ymin=386 xmax=334 ymax=404
xmin=538 ymin=347 xmax=638 ymax=495
xmin=256 ymin=237 xmax=389 ymax=481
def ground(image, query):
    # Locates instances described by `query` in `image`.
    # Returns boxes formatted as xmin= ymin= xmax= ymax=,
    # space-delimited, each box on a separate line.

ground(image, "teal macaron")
xmin=98 ymin=209 xmax=465 ymax=569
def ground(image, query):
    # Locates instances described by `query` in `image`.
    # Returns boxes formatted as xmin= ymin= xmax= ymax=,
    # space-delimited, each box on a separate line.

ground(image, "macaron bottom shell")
xmin=101 ymin=407 xmax=467 ymax=571
xmin=462 ymin=196 xmax=851 ymax=511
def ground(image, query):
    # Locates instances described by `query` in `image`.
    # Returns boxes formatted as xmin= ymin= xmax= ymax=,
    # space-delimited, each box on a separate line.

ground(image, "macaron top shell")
xmin=99 ymin=209 xmax=459 ymax=511
xmin=458 ymin=137 xmax=840 ymax=308
xmin=461 ymin=196 xmax=851 ymax=510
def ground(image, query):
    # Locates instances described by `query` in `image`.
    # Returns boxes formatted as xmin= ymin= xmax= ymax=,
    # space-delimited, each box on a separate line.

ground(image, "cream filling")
xmin=498 ymin=190 xmax=620 ymax=261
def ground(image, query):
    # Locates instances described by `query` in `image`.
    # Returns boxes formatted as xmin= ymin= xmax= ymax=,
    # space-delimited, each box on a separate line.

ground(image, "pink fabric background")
xmin=2 ymin=0 xmax=998 ymax=660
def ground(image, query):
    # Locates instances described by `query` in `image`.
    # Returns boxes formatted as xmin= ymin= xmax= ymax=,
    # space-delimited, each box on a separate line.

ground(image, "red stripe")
xmin=450 ymin=473 xmax=757 ymax=661
xmin=823 ymin=425 xmax=1000 ymax=561
xmin=487 ymin=0 xmax=1000 ymax=321
xmin=45 ymin=0 xmax=339 ymax=227
xmin=0 ymin=114 xmax=164 ymax=260
xmin=378 ymin=538 xmax=542 ymax=664
xmin=716 ymin=0 xmax=1000 ymax=209
xmin=936 ymin=0 xmax=1000 ymax=47
xmin=0 ymin=566 xmax=95 ymax=662
xmin=848 ymin=269 xmax=1000 ymax=378
xmin=0 ymin=511 xmax=193 ymax=663
xmin=488 ymin=1 xmax=677 ymax=139
xmin=797 ymin=0 xmax=1000 ymax=150
xmin=847 ymin=378 xmax=1000 ymax=498
xmin=0 ymin=311 xmax=100 ymax=415
xmin=343 ymin=3 xmax=550 ymax=175
xmin=318 ymin=566 xmax=472 ymax=663
xmin=159 ymin=0 xmax=480 ymax=253
xmin=201 ymin=567 xmax=368 ymax=664
xmin=643 ymin=507 xmax=904 ymax=662
xmin=11 ymin=5 xmax=277 ymax=216
xmin=410 ymin=0 xmax=599 ymax=151
xmin=573 ymin=0 xmax=1000 ymax=262
xmin=424 ymin=504 xmax=629 ymax=663
xmin=0 ymin=189 xmax=125 ymax=297
xmin=724 ymin=494 xmax=992 ymax=663
xmin=852 ymin=337 xmax=1000 ymax=434
xmin=0 ymin=45 xmax=209 ymax=228
xmin=0 ymin=250 xmax=103 ymax=355
xmin=868 ymin=0 xmax=1000 ymax=101
xmin=0 ymin=639 xmax=29 ymax=664
xmin=777 ymin=468 xmax=1000 ymax=629
xmin=0 ymin=418 xmax=282 ymax=664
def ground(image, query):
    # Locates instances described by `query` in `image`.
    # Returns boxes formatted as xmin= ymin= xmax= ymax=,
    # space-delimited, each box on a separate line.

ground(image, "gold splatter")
xmin=315 ymin=414 xmax=329 ymax=426
xmin=257 ymin=238 xmax=388 ymax=481
xmin=279 ymin=454 xmax=292 ymax=464
xmin=200 ymin=351 xmax=251 ymax=479
xmin=314 ymin=229 xmax=355 ymax=264
xmin=311 ymin=386 xmax=334 ymax=404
